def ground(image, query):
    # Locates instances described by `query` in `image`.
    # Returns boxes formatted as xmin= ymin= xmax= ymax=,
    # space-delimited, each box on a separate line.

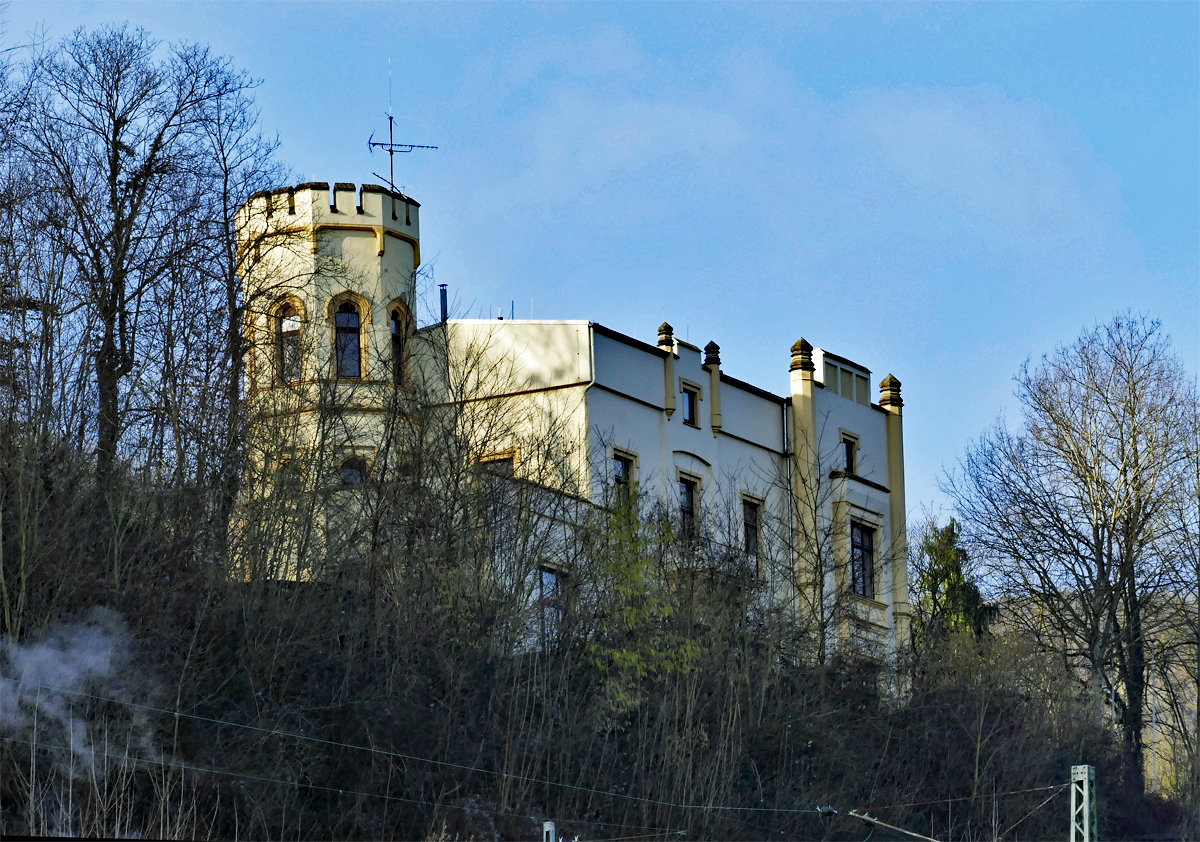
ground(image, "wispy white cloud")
xmin=503 ymin=25 xmax=644 ymax=83
xmin=481 ymin=91 xmax=747 ymax=212
xmin=836 ymin=85 xmax=1127 ymax=255
xmin=450 ymin=40 xmax=1141 ymax=301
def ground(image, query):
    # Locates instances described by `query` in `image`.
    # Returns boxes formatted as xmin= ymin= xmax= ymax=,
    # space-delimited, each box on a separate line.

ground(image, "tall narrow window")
xmin=613 ymin=452 xmax=634 ymax=495
xmin=842 ymin=437 xmax=857 ymax=474
xmin=391 ymin=308 xmax=406 ymax=387
xmin=850 ymin=521 xmax=875 ymax=598
xmin=679 ymin=477 xmax=697 ymax=537
xmin=682 ymin=386 xmax=699 ymax=427
xmin=538 ymin=567 xmax=564 ymax=644
xmin=278 ymin=305 xmax=301 ymax=383
xmin=743 ymin=499 xmax=760 ymax=557
xmin=335 ymin=302 xmax=361 ymax=379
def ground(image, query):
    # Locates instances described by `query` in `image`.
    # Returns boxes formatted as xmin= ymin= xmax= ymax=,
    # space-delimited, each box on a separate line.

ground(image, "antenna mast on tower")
xmin=368 ymin=59 xmax=437 ymax=223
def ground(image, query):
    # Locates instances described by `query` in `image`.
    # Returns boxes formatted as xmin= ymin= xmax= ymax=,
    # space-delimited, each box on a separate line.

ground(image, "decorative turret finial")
xmin=879 ymin=374 xmax=903 ymax=408
xmin=790 ymin=338 xmax=814 ymax=372
xmin=704 ymin=341 xmax=721 ymax=367
xmin=658 ymin=322 xmax=674 ymax=350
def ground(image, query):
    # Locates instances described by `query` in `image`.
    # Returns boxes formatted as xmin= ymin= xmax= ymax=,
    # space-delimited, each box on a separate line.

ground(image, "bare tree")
xmin=19 ymin=24 xmax=260 ymax=486
xmin=948 ymin=313 xmax=1196 ymax=793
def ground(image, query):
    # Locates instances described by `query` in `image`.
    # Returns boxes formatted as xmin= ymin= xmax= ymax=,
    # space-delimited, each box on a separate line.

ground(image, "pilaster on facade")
xmin=234 ymin=178 xmax=913 ymax=665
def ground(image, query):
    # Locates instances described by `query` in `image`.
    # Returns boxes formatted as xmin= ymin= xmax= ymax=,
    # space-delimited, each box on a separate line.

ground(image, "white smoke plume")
xmin=0 ymin=607 xmax=159 ymax=775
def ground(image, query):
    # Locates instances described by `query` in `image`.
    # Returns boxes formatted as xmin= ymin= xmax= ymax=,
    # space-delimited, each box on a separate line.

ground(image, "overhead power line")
xmin=865 ymin=783 xmax=1067 ymax=811
xmin=999 ymin=785 xmax=1068 ymax=839
xmin=1 ymin=677 xmax=820 ymax=816
xmin=849 ymin=811 xmax=942 ymax=842
xmin=1 ymin=734 xmax=685 ymax=838
xmin=3 ymin=675 xmax=1072 ymax=832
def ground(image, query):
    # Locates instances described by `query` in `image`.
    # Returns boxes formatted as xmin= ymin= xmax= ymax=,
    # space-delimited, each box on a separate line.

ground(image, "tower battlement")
xmin=242 ymin=181 xmax=420 ymax=263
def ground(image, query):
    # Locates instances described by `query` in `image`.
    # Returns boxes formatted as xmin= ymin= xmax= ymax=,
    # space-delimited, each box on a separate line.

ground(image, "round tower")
xmin=238 ymin=181 xmax=421 ymax=482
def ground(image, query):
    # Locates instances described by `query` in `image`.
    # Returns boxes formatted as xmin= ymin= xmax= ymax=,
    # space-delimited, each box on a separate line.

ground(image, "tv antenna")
xmin=368 ymin=59 xmax=436 ymax=222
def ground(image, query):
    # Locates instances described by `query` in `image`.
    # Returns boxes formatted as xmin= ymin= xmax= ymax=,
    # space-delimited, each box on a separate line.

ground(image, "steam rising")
xmin=0 ymin=607 xmax=158 ymax=774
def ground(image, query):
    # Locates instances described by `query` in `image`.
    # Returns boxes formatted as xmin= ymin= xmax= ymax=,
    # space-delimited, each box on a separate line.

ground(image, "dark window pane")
xmin=850 ymin=521 xmax=875 ymax=597
xmin=743 ymin=499 xmax=759 ymax=556
xmin=335 ymin=302 xmax=361 ymax=379
xmin=278 ymin=305 xmax=301 ymax=383
xmin=614 ymin=454 xmax=633 ymax=492
xmin=843 ymin=439 xmax=856 ymax=473
xmin=679 ymin=478 xmax=696 ymax=536
xmin=336 ymin=335 xmax=360 ymax=378
xmin=391 ymin=309 xmax=405 ymax=386
xmin=482 ymin=457 xmax=514 ymax=478
xmin=683 ymin=389 xmax=698 ymax=425
xmin=539 ymin=567 xmax=564 ymax=643
xmin=334 ymin=306 xmax=360 ymax=329
xmin=281 ymin=337 xmax=301 ymax=382
xmin=341 ymin=457 xmax=366 ymax=485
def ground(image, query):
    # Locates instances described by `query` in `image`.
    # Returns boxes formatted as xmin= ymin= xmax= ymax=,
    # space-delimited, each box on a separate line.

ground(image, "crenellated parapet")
xmin=239 ymin=179 xmax=422 ymax=412
xmin=240 ymin=181 xmax=420 ymax=265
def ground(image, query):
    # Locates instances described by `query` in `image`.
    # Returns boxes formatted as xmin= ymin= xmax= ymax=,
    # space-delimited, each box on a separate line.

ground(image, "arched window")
xmin=391 ymin=308 xmax=406 ymax=387
xmin=277 ymin=305 xmax=301 ymax=383
xmin=334 ymin=301 xmax=361 ymax=379
xmin=340 ymin=456 xmax=367 ymax=485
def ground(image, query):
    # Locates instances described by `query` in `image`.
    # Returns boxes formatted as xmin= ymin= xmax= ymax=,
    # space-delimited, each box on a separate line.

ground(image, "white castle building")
xmin=238 ymin=181 xmax=911 ymax=658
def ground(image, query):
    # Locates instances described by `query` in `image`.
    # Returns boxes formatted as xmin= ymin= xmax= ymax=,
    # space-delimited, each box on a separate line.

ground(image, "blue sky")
xmin=7 ymin=2 xmax=1198 ymax=515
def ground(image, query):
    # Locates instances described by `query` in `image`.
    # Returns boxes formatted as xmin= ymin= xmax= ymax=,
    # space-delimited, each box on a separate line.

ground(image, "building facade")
xmin=238 ymin=180 xmax=910 ymax=658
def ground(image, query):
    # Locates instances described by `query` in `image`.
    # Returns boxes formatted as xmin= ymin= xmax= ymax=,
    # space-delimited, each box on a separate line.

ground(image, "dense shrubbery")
xmin=0 ymin=457 xmax=1188 ymax=839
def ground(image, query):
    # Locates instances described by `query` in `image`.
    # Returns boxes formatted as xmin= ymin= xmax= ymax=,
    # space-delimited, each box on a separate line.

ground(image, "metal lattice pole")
xmin=1070 ymin=765 xmax=1098 ymax=842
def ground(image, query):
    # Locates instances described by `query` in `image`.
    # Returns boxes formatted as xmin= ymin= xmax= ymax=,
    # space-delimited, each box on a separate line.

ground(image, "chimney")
xmin=439 ymin=284 xmax=448 ymax=324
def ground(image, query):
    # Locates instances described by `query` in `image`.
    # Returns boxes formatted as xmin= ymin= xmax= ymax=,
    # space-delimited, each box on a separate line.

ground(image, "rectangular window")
xmin=850 ymin=521 xmax=875 ymax=598
xmin=281 ymin=337 xmax=302 ymax=382
xmin=614 ymin=452 xmax=634 ymax=493
xmin=334 ymin=304 xmax=362 ymax=379
xmin=481 ymin=456 xmax=515 ymax=478
xmin=682 ymin=386 xmax=699 ymax=427
xmin=538 ymin=567 xmax=564 ymax=643
xmin=679 ymin=477 xmax=697 ymax=536
xmin=278 ymin=307 xmax=301 ymax=383
xmin=842 ymin=437 xmax=857 ymax=474
xmin=742 ymin=499 xmax=760 ymax=557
